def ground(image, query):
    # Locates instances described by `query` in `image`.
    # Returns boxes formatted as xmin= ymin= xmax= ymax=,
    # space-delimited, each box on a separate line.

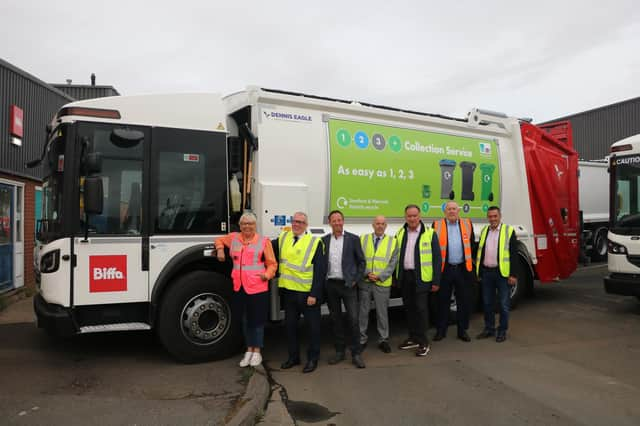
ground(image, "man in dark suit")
xmin=323 ymin=210 xmax=366 ymax=368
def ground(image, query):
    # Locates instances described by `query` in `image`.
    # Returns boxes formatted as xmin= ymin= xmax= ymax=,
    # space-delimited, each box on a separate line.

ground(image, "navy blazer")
xmin=322 ymin=231 xmax=366 ymax=287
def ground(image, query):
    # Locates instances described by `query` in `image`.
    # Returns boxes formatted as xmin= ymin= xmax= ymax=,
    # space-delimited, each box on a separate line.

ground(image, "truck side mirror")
xmin=84 ymin=177 xmax=104 ymax=215
xmin=84 ymin=152 xmax=103 ymax=175
xmin=110 ymin=128 xmax=144 ymax=148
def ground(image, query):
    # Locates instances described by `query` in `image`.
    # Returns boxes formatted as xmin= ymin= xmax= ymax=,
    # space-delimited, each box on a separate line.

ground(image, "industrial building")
xmin=540 ymin=96 xmax=640 ymax=160
xmin=0 ymin=58 xmax=118 ymax=294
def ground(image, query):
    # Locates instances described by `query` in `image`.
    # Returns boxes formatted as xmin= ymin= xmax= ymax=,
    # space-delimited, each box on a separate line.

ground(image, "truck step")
xmin=79 ymin=322 xmax=151 ymax=333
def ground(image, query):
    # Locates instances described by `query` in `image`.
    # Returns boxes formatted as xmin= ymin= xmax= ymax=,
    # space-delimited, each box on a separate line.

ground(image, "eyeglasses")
xmin=239 ymin=222 xmax=256 ymax=226
xmin=292 ymin=220 xmax=307 ymax=225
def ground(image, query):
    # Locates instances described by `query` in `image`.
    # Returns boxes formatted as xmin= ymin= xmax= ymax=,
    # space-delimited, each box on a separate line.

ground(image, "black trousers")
xmin=326 ymin=278 xmax=360 ymax=355
xmin=437 ymin=263 xmax=473 ymax=335
xmin=400 ymin=269 xmax=430 ymax=346
xmin=282 ymin=288 xmax=321 ymax=362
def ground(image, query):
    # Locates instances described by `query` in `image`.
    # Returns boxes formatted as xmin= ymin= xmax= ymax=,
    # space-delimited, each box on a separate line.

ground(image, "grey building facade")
xmin=52 ymin=76 xmax=119 ymax=100
xmin=0 ymin=58 xmax=118 ymax=294
xmin=539 ymin=96 xmax=640 ymax=160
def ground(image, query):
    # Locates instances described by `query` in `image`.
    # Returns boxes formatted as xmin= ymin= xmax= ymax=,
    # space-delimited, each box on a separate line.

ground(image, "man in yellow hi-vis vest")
xmin=358 ymin=215 xmax=399 ymax=354
xmin=396 ymin=205 xmax=442 ymax=357
xmin=273 ymin=211 xmax=326 ymax=373
xmin=475 ymin=206 xmax=518 ymax=343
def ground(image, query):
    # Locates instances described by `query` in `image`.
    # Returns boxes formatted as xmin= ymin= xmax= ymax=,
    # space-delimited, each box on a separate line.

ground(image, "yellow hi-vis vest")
xmin=277 ymin=231 xmax=321 ymax=292
xmin=361 ymin=233 xmax=397 ymax=287
xmin=476 ymin=224 xmax=514 ymax=277
xmin=394 ymin=227 xmax=434 ymax=283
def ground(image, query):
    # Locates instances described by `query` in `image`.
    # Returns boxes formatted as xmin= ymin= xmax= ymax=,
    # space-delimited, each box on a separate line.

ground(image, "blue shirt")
xmin=447 ymin=221 xmax=464 ymax=264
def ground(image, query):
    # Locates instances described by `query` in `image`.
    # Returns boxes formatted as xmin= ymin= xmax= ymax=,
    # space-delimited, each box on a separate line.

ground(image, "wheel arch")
xmin=515 ymin=242 xmax=535 ymax=283
xmin=149 ymin=244 xmax=232 ymax=327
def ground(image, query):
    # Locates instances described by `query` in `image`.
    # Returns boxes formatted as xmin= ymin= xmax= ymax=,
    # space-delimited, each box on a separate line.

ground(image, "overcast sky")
xmin=2 ymin=0 xmax=639 ymax=122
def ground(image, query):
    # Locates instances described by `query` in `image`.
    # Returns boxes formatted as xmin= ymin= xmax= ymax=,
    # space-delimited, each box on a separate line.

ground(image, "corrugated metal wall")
xmin=540 ymin=97 xmax=640 ymax=160
xmin=1 ymin=59 xmax=73 ymax=181
xmin=52 ymin=84 xmax=119 ymax=100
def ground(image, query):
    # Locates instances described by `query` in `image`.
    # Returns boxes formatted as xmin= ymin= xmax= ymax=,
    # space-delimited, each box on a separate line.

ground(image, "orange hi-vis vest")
xmin=230 ymin=233 xmax=269 ymax=294
xmin=433 ymin=218 xmax=473 ymax=272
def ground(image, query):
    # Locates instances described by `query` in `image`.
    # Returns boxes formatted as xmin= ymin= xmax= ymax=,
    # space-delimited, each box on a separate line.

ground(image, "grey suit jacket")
xmin=322 ymin=231 xmax=366 ymax=287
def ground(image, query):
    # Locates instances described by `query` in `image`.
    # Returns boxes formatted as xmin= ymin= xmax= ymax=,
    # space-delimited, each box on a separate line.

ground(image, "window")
xmin=15 ymin=186 xmax=22 ymax=242
xmin=78 ymin=123 xmax=146 ymax=235
xmin=152 ymin=127 xmax=228 ymax=234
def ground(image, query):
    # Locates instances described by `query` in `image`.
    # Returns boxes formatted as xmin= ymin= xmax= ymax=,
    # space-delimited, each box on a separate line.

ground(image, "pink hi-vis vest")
xmin=230 ymin=233 xmax=269 ymax=294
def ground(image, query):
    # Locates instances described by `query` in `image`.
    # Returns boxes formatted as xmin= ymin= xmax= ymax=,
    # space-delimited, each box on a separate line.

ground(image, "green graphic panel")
xmin=328 ymin=119 xmax=501 ymax=218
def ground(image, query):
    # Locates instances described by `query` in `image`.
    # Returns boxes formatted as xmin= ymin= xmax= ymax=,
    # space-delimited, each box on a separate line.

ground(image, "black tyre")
xmin=510 ymin=255 xmax=531 ymax=310
xmin=157 ymin=270 xmax=242 ymax=363
xmin=591 ymin=229 xmax=608 ymax=262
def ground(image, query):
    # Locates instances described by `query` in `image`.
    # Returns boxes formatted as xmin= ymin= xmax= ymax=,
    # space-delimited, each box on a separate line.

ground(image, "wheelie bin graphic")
xmin=480 ymin=163 xmax=496 ymax=201
xmin=460 ymin=161 xmax=477 ymax=201
xmin=439 ymin=159 xmax=456 ymax=199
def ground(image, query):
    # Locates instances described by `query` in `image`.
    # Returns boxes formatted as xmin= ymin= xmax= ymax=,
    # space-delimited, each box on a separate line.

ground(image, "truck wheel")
xmin=510 ymin=256 xmax=531 ymax=310
xmin=157 ymin=271 xmax=242 ymax=363
xmin=591 ymin=229 xmax=608 ymax=262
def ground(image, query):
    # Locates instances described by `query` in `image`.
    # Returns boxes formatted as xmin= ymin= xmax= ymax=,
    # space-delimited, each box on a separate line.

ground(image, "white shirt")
xmin=403 ymin=227 xmax=420 ymax=270
xmin=483 ymin=226 xmax=501 ymax=267
xmin=327 ymin=232 xmax=344 ymax=280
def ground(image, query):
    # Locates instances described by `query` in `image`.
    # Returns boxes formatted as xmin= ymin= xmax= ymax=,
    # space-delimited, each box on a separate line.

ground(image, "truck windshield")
xmin=39 ymin=126 xmax=68 ymax=243
xmin=611 ymin=154 xmax=640 ymax=234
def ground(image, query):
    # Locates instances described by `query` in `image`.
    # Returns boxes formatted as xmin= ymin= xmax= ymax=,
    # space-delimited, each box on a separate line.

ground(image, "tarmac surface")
xmin=260 ymin=264 xmax=640 ymax=425
xmin=2 ymin=264 xmax=638 ymax=425
xmin=0 ymin=296 xmax=250 ymax=426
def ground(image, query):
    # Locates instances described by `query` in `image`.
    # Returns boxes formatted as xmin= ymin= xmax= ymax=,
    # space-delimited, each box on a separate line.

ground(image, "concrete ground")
xmin=260 ymin=265 xmax=640 ymax=425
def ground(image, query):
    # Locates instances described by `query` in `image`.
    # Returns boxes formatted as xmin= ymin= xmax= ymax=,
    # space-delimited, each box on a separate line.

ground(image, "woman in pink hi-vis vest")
xmin=215 ymin=212 xmax=277 ymax=367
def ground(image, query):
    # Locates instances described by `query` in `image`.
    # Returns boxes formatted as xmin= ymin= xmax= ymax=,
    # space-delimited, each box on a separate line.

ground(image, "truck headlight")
xmin=41 ymin=249 xmax=60 ymax=273
xmin=607 ymin=241 xmax=627 ymax=255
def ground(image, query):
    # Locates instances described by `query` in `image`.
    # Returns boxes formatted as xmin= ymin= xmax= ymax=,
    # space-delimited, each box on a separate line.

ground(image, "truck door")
xmin=522 ymin=122 xmax=579 ymax=280
xmin=148 ymin=127 xmax=229 ymax=296
xmin=73 ymin=123 xmax=151 ymax=305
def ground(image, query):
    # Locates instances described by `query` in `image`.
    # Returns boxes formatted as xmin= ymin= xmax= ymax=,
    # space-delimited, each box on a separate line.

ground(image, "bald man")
xmin=358 ymin=215 xmax=399 ymax=353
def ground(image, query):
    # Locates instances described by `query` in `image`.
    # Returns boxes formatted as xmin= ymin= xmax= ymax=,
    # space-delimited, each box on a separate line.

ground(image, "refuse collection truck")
xmin=578 ymin=160 xmax=609 ymax=262
xmin=32 ymin=87 xmax=579 ymax=362
xmin=605 ymin=134 xmax=640 ymax=300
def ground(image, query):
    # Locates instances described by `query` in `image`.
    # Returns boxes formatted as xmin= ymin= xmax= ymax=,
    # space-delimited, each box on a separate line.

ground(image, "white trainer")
xmin=239 ymin=351 xmax=253 ymax=367
xmin=249 ymin=352 xmax=263 ymax=367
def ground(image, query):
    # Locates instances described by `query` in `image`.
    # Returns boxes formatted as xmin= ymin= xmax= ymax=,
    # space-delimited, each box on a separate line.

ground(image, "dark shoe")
xmin=496 ymin=333 xmax=506 ymax=343
xmin=416 ymin=345 xmax=431 ymax=357
xmin=280 ymin=358 xmax=301 ymax=369
xmin=352 ymin=354 xmax=366 ymax=368
xmin=398 ymin=339 xmax=419 ymax=350
xmin=302 ymin=359 xmax=318 ymax=373
xmin=476 ymin=330 xmax=495 ymax=339
xmin=378 ymin=341 xmax=392 ymax=353
xmin=432 ymin=333 xmax=446 ymax=342
xmin=328 ymin=352 xmax=346 ymax=365
xmin=457 ymin=332 xmax=471 ymax=342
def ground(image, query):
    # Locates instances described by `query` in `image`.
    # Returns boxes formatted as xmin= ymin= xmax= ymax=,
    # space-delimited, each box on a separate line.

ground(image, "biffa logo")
xmin=89 ymin=255 xmax=127 ymax=292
